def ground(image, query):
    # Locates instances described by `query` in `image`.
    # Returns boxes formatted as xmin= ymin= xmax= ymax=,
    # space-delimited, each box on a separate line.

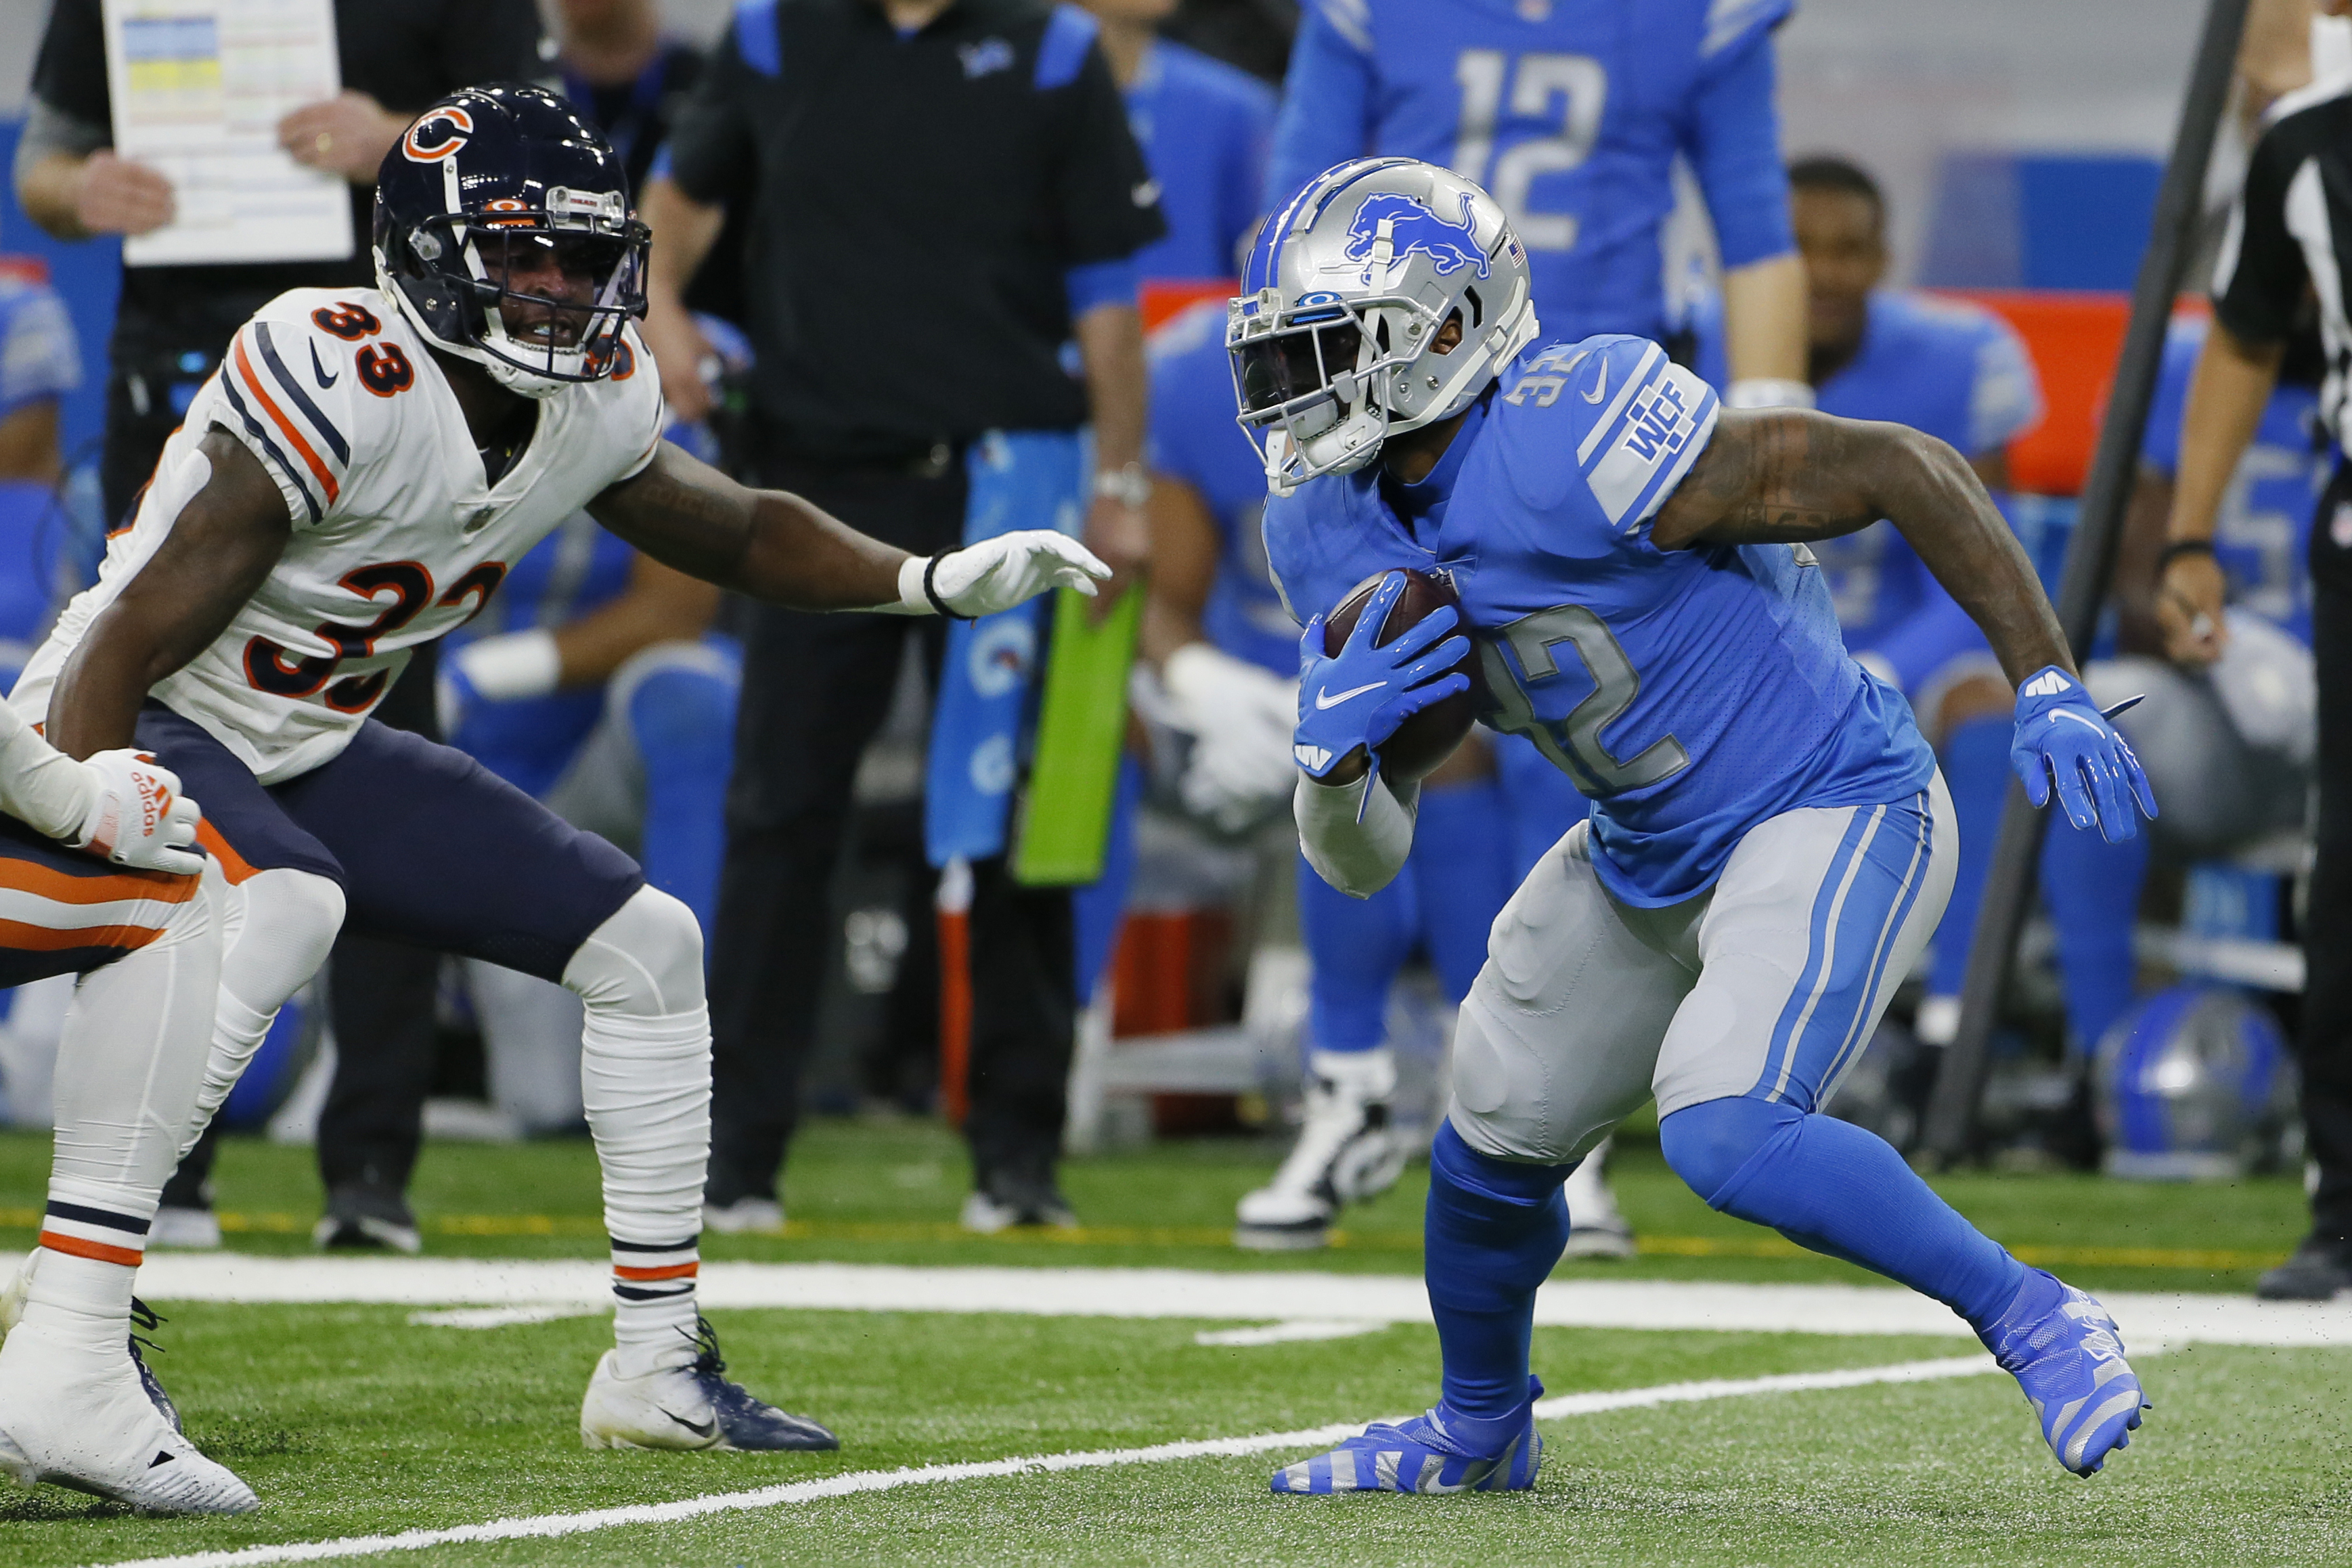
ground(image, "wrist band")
xmin=2156 ymin=538 xmax=2218 ymax=571
xmin=923 ymin=551 xmax=970 ymax=620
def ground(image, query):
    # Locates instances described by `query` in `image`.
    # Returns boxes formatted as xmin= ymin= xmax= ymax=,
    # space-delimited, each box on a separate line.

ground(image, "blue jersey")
xmin=1147 ymin=304 xmax=1294 ymax=675
xmin=1695 ymin=288 xmax=2043 ymax=654
xmin=1127 ymin=42 xmax=1277 ymax=282
xmin=2142 ymin=318 xmax=2325 ymax=645
xmin=1264 ymin=334 xmax=1934 ymax=906
xmin=1266 ymin=0 xmax=1794 ymax=345
xmin=449 ymin=516 xmax=637 ymax=799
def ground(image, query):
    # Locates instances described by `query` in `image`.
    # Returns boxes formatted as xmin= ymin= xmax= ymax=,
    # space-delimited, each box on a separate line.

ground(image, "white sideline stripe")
xmin=1194 ymin=1320 xmax=1386 ymax=1347
xmin=405 ymin=1305 xmax=607 ymax=1330
xmin=112 ymin=1255 xmax=2352 ymax=1349
xmin=89 ymin=1356 xmax=2000 ymax=1568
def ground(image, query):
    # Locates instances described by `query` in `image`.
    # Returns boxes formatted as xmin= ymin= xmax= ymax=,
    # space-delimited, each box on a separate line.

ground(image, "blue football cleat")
xmin=1981 ymin=1269 xmax=2148 ymax=1477
xmin=1271 ymin=1378 xmax=1543 ymax=1494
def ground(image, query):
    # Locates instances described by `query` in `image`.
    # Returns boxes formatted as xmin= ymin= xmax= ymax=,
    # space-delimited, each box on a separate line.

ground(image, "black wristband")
xmin=923 ymin=551 xmax=970 ymax=620
xmin=2156 ymin=538 xmax=2218 ymax=572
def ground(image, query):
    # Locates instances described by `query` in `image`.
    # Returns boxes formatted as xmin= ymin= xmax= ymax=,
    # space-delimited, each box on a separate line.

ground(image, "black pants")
xmin=2303 ymin=466 xmax=2352 ymax=1247
xmin=161 ymin=649 xmax=450 ymax=1209
xmin=705 ymin=447 xmax=1078 ymax=1202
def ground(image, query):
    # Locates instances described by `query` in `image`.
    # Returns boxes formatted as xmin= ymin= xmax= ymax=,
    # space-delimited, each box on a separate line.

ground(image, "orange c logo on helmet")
xmin=401 ymin=106 xmax=475 ymax=163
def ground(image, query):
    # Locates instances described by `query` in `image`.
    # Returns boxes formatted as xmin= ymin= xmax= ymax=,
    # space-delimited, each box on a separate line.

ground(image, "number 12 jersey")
xmin=15 ymin=288 xmax=664 ymax=785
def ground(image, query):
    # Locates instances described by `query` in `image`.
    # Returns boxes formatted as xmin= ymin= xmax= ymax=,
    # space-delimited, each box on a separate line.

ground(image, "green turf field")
xmin=0 ymin=1123 xmax=2333 ymax=1566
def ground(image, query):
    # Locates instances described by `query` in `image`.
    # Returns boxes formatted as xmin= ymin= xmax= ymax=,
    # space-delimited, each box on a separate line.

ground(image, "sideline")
xmin=112 ymin=1254 xmax=2352 ymax=1347
xmin=91 ymin=1355 xmax=2003 ymax=1568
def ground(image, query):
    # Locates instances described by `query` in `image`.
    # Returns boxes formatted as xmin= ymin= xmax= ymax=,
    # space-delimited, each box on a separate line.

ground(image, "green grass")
xmin=0 ymin=1125 xmax=2333 ymax=1564
xmin=0 ymin=1123 xmax=2309 ymax=1294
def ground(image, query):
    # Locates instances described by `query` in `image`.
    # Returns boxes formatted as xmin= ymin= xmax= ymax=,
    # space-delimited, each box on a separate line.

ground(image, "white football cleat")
xmin=1236 ymin=1049 xmax=1406 ymax=1251
xmin=1560 ymin=1138 xmax=1637 ymax=1259
xmin=0 ymin=1320 xmax=256 ymax=1514
xmin=580 ymin=1319 xmax=837 ymax=1452
xmin=702 ymin=1196 xmax=785 ymax=1236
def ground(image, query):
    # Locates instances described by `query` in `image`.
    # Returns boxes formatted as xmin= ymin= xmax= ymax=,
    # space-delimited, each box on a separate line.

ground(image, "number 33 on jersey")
xmin=12 ymin=287 xmax=664 ymax=784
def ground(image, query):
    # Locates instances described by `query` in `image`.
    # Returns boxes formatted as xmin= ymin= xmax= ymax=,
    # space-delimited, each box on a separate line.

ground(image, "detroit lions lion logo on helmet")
xmin=1344 ymin=191 xmax=1491 ymax=284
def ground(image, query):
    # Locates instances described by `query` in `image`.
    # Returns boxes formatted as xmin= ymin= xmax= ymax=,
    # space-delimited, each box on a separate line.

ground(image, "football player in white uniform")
xmin=0 ymin=718 xmax=263 ymax=1510
xmin=13 ymin=84 xmax=1107 ymax=1458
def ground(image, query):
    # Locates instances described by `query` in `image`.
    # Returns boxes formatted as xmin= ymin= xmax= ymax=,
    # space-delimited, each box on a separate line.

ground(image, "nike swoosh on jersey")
xmin=309 ymin=341 xmax=338 ymax=388
xmin=1581 ymin=361 xmax=1608 ymax=403
xmin=1314 ymin=681 xmax=1386 ymax=709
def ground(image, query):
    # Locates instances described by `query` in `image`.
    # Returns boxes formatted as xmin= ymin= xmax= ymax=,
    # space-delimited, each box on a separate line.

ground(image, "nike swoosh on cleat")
xmin=1581 ymin=362 xmax=1608 ymax=403
xmin=659 ymin=1408 xmax=717 ymax=1439
xmin=1314 ymin=681 xmax=1385 ymax=709
xmin=309 ymin=341 xmax=338 ymax=388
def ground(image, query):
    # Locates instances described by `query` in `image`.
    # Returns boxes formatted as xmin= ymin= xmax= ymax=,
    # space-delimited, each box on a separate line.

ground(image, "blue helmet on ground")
xmin=2093 ymin=983 xmax=2296 ymax=1180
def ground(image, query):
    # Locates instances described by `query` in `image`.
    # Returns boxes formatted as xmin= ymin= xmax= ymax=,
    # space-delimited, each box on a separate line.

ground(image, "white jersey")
xmin=16 ymin=288 xmax=663 ymax=784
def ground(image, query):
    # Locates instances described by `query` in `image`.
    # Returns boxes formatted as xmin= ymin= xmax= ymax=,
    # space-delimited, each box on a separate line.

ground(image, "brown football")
xmin=1323 ymin=568 xmax=1479 ymax=782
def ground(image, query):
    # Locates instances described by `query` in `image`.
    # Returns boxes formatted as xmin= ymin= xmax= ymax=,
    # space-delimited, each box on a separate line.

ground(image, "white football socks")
xmin=564 ymin=887 xmax=712 ymax=1379
xmin=179 ymin=867 xmax=345 ymax=1158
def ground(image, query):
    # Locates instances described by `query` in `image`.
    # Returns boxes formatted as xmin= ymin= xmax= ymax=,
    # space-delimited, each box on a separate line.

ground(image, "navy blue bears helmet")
xmin=371 ymin=83 xmax=650 ymax=397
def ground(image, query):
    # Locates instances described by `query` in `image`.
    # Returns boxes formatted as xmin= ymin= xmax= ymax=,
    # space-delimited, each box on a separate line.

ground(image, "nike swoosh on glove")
xmin=927 ymin=531 xmax=1111 ymax=617
xmin=2010 ymin=665 xmax=2157 ymax=844
xmin=1293 ymin=572 xmax=1469 ymax=788
xmin=76 ymin=750 xmax=206 ymax=875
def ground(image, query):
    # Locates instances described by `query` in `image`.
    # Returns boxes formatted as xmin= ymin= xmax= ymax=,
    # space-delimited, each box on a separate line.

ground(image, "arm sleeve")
xmin=213 ymin=315 xmax=361 ymax=530
xmin=29 ymin=0 xmax=112 ymax=134
xmin=433 ymin=0 xmax=549 ymax=100
xmin=0 ymin=286 xmax=85 ymax=421
xmin=1263 ymin=4 xmax=1378 ymax=215
xmin=662 ymin=25 xmax=761 ymax=208
xmin=1685 ymin=28 xmax=1795 ymax=269
xmin=0 ymin=698 xmax=95 ymax=843
xmin=1295 ymin=771 xmax=1419 ymax=897
xmin=1050 ymin=40 xmax=1166 ymax=265
xmin=1967 ymin=315 xmax=2045 ymax=456
xmin=2213 ymin=124 xmax=2311 ymax=345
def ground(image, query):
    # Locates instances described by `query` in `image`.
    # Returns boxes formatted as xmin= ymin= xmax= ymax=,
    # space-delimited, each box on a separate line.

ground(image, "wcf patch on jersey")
xmin=1620 ymin=374 xmax=1695 ymax=465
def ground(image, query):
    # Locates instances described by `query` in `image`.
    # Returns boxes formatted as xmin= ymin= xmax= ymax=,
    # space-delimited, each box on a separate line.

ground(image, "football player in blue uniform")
xmin=1079 ymin=0 xmax=1275 ymax=283
xmin=1239 ymin=159 xmax=2153 ymax=1493
xmin=1143 ymin=301 xmax=1511 ymax=1249
xmin=1266 ymin=0 xmax=1813 ymax=1257
xmin=2039 ymin=317 xmax=2322 ymax=1061
xmin=1693 ymin=156 xmax=2047 ymax=1048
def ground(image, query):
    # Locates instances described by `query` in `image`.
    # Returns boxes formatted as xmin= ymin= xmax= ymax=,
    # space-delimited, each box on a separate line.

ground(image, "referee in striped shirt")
xmin=2171 ymin=15 xmax=2352 ymax=1301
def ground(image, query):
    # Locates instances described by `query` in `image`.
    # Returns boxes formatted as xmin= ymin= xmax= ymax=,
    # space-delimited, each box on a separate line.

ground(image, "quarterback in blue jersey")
xmin=1240 ymin=159 xmax=2153 ymax=1493
xmin=2040 ymin=318 xmax=2323 ymax=1057
xmin=1080 ymin=0 xmax=1275 ymax=282
xmin=1143 ymin=302 xmax=1511 ymax=1249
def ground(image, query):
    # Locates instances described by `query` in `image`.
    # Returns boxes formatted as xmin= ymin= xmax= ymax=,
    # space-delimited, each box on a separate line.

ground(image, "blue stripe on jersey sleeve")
xmin=733 ymin=0 xmax=781 ymax=76
xmin=252 ymin=322 xmax=350 ymax=466
xmin=218 ymin=372 xmax=322 ymax=524
xmin=1065 ymin=256 xmax=1138 ymax=315
xmin=1703 ymin=0 xmax=1794 ymax=59
xmin=1035 ymin=5 xmax=1099 ymax=90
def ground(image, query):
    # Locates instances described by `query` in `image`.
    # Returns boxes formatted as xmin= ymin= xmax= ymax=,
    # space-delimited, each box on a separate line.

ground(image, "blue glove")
xmin=1293 ymin=573 xmax=1471 ymax=792
xmin=2010 ymin=665 xmax=2157 ymax=844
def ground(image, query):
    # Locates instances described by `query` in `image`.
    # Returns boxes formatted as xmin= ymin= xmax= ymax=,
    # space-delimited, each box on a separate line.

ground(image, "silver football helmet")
xmin=1228 ymin=158 xmax=1538 ymax=493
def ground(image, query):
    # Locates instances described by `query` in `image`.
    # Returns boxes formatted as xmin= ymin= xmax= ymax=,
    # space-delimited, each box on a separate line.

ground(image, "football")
xmin=1323 ymin=568 xmax=1480 ymax=782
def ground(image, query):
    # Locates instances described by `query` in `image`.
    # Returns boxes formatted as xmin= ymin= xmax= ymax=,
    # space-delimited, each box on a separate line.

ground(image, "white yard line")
xmin=1193 ymin=1320 xmax=1387 ymax=1347
xmin=91 ymin=1354 xmax=2001 ymax=1568
xmin=113 ymin=1253 xmax=2352 ymax=1348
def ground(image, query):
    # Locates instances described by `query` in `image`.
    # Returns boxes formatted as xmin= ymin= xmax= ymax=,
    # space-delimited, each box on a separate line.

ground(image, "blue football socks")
xmin=2039 ymin=815 xmax=2150 ymax=1054
xmin=1425 ymin=1121 xmax=1576 ymax=1443
xmin=1406 ymin=776 xmax=1514 ymax=1001
xmin=1927 ymin=714 xmax=2012 ymax=1001
xmin=1660 ymin=1095 xmax=2026 ymax=1332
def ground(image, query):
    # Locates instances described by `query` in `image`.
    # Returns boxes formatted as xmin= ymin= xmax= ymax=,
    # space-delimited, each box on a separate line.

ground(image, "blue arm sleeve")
xmin=1066 ymin=256 xmax=1140 ymax=315
xmin=1685 ymin=34 xmax=1794 ymax=270
xmin=1262 ymin=5 xmax=1378 ymax=215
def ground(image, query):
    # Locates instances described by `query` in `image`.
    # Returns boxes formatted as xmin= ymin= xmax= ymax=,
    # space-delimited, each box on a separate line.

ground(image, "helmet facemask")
xmin=376 ymin=185 xmax=649 ymax=399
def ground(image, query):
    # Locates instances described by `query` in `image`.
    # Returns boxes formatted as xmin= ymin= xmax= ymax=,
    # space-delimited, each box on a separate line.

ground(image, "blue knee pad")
xmin=627 ymin=663 xmax=736 ymax=941
xmin=1660 ymin=1095 xmax=2024 ymax=1330
xmin=1408 ymin=778 xmax=1515 ymax=1003
xmin=1298 ymin=853 xmax=1418 ymax=1052
xmin=1425 ymin=1121 xmax=1576 ymax=1431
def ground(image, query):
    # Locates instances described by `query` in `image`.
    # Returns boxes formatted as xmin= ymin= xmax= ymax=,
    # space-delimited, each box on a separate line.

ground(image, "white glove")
xmin=895 ymin=531 xmax=1112 ymax=618
xmin=1163 ymin=642 xmax=1300 ymax=833
xmin=74 ymin=750 xmax=204 ymax=876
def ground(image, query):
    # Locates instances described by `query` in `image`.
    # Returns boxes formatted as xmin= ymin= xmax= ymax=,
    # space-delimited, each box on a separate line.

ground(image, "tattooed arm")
xmin=1649 ymin=409 xmax=2073 ymax=684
